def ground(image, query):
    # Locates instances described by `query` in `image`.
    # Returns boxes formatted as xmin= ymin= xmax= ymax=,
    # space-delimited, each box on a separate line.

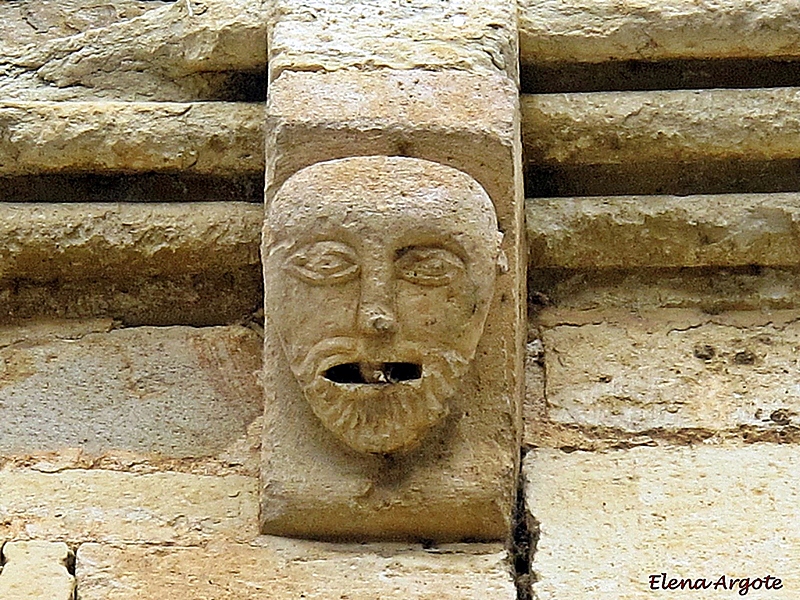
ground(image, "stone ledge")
xmin=76 ymin=538 xmax=516 ymax=599
xmin=527 ymin=193 xmax=800 ymax=269
xmin=0 ymin=102 xmax=263 ymax=175
xmin=0 ymin=203 xmax=260 ymax=282
xmin=519 ymin=0 xmax=800 ymax=65
xmin=523 ymin=88 xmax=800 ymax=168
xmin=524 ymin=444 xmax=800 ymax=599
xmin=1 ymin=0 xmax=267 ymax=101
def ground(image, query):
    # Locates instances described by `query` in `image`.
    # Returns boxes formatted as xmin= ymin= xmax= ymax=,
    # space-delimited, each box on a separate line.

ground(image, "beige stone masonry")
xmin=525 ymin=445 xmax=800 ymax=599
xmin=0 ymin=541 xmax=75 ymax=600
xmin=262 ymin=68 xmax=524 ymax=541
xmin=519 ymin=0 xmax=800 ymax=65
xmin=527 ymin=193 xmax=800 ymax=270
xmin=76 ymin=538 xmax=516 ymax=599
xmin=530 ymin=267 xmax=800 ymax=315
xmin=0 ymin=203 xmax=260 ymax=282
xmin=1 ymin=0 xmax=267 ymax=101
xmin=0 ymin=102 xmax=262 ymax=175
xmin=0 ymin=470 xmax=258 ymax=544
xmin=0 ymin=0 xmax=169 ymax=54
xmin=267 ymin=70 xmax=519 ymax=210
xmin=268 ymin=0 xmax=518 ymax=82
xmin=522 ymin=88 xmax=800 ymax=169
xmin=0 ymin=322 xmax=262 ymax=462
xmin=536 ymin=308 xmax=800 ymax=435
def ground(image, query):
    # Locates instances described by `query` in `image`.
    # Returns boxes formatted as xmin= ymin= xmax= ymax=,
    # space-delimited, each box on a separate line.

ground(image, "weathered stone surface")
xmin=0 ymin=271 xmax=261 ymax=327
xmin=0 ymin=103 xmax=262 ymax=175
xmin=537 ymin=308 xmax=800 ymax=434
xmin=264 ymin=69 xmax=524 ymax=542
xmin=0 ymin=541 xmax=75 ymax=600
xmin=0 ymin=0 xmax=267 ymax=101
xmin=529 ymin=267 xmax=800 ymax=314
xmin=0 ymin=203 xmax=260 ymax=282
xmin=0 ymin=0 xmax=169 ymax=54
xmin=268 ymin=0 xmax=517 ymax=81
xmin=0 ymin=470 xmax=258 ymax=544
xmin=268 ymin=70 xmax=519 ymax=215
xmin=527 ymin=193 xmax=800 ymax=269
xmin=76 ymin=538 xmax=516 ymax=599
xmin=522 ymin=88 xmax=800 ymax=169
xmin=519 ymin=0 xmax=800 ymax=65
xmin=0 ymin=322 xmax=262 ymax=459
xmin=525 ymin=445 xmax=800 ymax=599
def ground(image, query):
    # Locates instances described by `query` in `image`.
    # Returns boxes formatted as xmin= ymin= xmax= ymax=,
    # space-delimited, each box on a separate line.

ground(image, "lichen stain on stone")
xmin=0 ymin=348 xmax=36 ymax=389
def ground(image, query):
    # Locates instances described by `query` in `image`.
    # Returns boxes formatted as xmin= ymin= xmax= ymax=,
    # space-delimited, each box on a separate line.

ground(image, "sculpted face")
xmin=264 ymin=157 xmax=500 ymax=454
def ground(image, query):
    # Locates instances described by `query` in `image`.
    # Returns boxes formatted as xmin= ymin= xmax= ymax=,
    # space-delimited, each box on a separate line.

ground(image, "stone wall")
xmin=0 ymin=0 xmax=799 ymax=598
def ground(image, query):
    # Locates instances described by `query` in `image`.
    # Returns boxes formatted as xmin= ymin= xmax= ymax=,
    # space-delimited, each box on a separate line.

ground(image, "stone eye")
xmin=286 ymin=241 xmax=360 ymax=284
xmin=395 ymin=247 xmax=465 ymax=286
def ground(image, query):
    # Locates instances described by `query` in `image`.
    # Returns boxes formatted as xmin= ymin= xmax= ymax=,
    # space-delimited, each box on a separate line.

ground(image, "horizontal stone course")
xmin=0 ymin=102 xmax=263 ymax=175
xmin=76 ymin=538 xmax=516 ymax=599
xmin=527 ymin=193 xmax=800 ymax=269
xmin=519 ymin=0 xmax=800 ymax=65
xmin=525 ymin=444 xmax=800 ymax=599
xmin=523 ymin=88 xmax=800 ymax=168
xmin=0 ymin=202 xmax=260 ymax=282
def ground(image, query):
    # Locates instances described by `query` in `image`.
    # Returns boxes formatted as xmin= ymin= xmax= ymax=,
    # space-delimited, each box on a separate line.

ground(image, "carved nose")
xmin=358 ymin=306 xmax=397 ymax=335
xmin=357 ymin=277 xmax=397 ymax=335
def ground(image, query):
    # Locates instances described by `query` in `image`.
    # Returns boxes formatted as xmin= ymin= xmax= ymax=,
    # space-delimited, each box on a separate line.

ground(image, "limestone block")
xmin=76 ymin=538 xmax=516 ymax=599
xmin=0 ymin=322 xmax=262 ymax=459
xmin=267 ymin=70 xmax=519 ymax=216
xmin=519 ymin=0 xmax=800 ymax=65
xmin=527 ymin=193 xmax=800 ymax=269
xmin=268 ymin=0 xmax=518 ymax=81
xmin=263 ymin=69 xmax=524 ymax=542
xmin=0 ymin=203 xmax=260 ymax=282
xmin=538 ymin=308 xmax=800 ymax=434
xmin=1 ymin=0 xmax=267 ymax=101
xmin=0 ymin=0 xmax=168 ymax=53
xmin=0 ymin=541 xmax=75 ymax=600
xmin=522 ymin=88 xmax=800 ymax=169
xmin=0 ymin=470 xmax=258 ymax=544
xmin=524 ymin=445 xmax=800 ymax=599
xmin=0 ymin=102 xmax=263 ymax=176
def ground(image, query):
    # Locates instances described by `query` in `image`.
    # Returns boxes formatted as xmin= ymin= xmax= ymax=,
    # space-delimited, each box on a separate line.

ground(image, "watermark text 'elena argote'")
xmin=649 ymin=573 xmax=783 ymax=595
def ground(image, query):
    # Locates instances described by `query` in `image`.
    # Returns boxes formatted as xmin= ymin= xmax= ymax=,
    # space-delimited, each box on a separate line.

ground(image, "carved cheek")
xmin=395 ymin=278 xmax=475 ymax=341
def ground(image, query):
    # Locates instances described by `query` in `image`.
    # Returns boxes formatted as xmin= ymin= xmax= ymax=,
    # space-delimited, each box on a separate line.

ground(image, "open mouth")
xmin=324 ymin=362 xmax=422 ymax=384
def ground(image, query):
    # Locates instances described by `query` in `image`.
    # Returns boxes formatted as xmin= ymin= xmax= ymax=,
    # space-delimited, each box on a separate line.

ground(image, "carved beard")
xmin=290 ymin=337 xmax=470 ymax=454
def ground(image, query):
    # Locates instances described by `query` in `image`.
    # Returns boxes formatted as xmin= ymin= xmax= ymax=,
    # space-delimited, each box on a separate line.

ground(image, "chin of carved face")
xmin=293 ymin=338 xmax=469 ymax=454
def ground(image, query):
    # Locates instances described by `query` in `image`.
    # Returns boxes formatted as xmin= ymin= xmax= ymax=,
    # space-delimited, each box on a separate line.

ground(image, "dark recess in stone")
xmin=0 ymin=173 xmax=264 ymax=203
xmin=522 ymin=58 xmax=800 ymax=94
xmin=512 ymin=448 xmax=537 ymax=600
xmin=526 ymin=159 xmax=800 ymax=198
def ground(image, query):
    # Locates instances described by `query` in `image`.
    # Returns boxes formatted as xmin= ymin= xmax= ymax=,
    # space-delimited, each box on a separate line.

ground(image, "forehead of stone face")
xmin=267 ymin=156 xmax=499 ymax=258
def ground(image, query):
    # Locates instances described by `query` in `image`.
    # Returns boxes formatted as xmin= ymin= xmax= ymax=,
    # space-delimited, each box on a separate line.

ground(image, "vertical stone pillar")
xmin=261 ymin=0 xmax=524 ymax=541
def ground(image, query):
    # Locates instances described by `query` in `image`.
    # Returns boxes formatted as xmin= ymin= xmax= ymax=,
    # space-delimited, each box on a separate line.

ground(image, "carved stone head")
xmin=264 ymin=156 xmax=501 ymax=455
